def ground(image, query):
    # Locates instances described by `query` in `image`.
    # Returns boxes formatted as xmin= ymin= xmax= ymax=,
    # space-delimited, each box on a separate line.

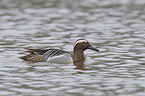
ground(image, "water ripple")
xmin=1 ymin=0 xmax=145 ymax=96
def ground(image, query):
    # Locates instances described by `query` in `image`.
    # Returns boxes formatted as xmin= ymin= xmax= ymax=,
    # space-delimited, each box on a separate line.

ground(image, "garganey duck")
xmin=19 ymin=39 xmax=99 ymax=64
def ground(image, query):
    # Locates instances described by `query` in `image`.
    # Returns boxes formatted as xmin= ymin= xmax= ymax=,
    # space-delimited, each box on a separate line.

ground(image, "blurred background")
xmin=0 ymin=0 xmax=145 ymax=96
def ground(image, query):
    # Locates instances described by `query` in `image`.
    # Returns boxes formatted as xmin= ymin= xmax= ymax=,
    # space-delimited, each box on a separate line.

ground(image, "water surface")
xmin=0 ymin=0 xmax=145 ymax=96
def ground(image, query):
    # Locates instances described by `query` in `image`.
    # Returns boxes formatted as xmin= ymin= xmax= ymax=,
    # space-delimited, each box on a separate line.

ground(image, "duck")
xmin=19 ymin=39 xmax=99 ymax=64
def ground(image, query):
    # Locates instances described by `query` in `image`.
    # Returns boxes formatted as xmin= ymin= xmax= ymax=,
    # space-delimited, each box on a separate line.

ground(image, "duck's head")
xmin=74 ymin=39 xmax=99 ymax=52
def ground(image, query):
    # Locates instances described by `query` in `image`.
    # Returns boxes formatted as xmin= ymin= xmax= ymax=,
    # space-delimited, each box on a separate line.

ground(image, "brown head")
xmin=74 ymin=39 xmax=99 ymax=52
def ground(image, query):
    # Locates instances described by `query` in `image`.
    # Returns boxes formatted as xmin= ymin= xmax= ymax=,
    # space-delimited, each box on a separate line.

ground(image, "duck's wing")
xmin=20 ymin=48 xmax=70 ymax=62
xmin=26 ymin=48 xmax=69 ymax=57
xmin=26 ymin=48 xmax=53 ymax=55
xmin=42 ymin=49 xmax=70 ymax=60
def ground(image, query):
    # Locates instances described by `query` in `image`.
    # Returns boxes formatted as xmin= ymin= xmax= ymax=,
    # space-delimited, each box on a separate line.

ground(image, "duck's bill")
xmin=88 ymin=45 xmax=99 ymax=52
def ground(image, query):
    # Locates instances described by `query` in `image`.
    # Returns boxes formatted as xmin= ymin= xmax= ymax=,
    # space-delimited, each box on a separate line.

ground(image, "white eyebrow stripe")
xmin=74 ymin=40 xmax=87 ymax=46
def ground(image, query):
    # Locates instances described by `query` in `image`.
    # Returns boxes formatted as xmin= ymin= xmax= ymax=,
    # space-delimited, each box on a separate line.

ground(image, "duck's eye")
xmin=83 ymin=41 xmax=88 ymax=44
